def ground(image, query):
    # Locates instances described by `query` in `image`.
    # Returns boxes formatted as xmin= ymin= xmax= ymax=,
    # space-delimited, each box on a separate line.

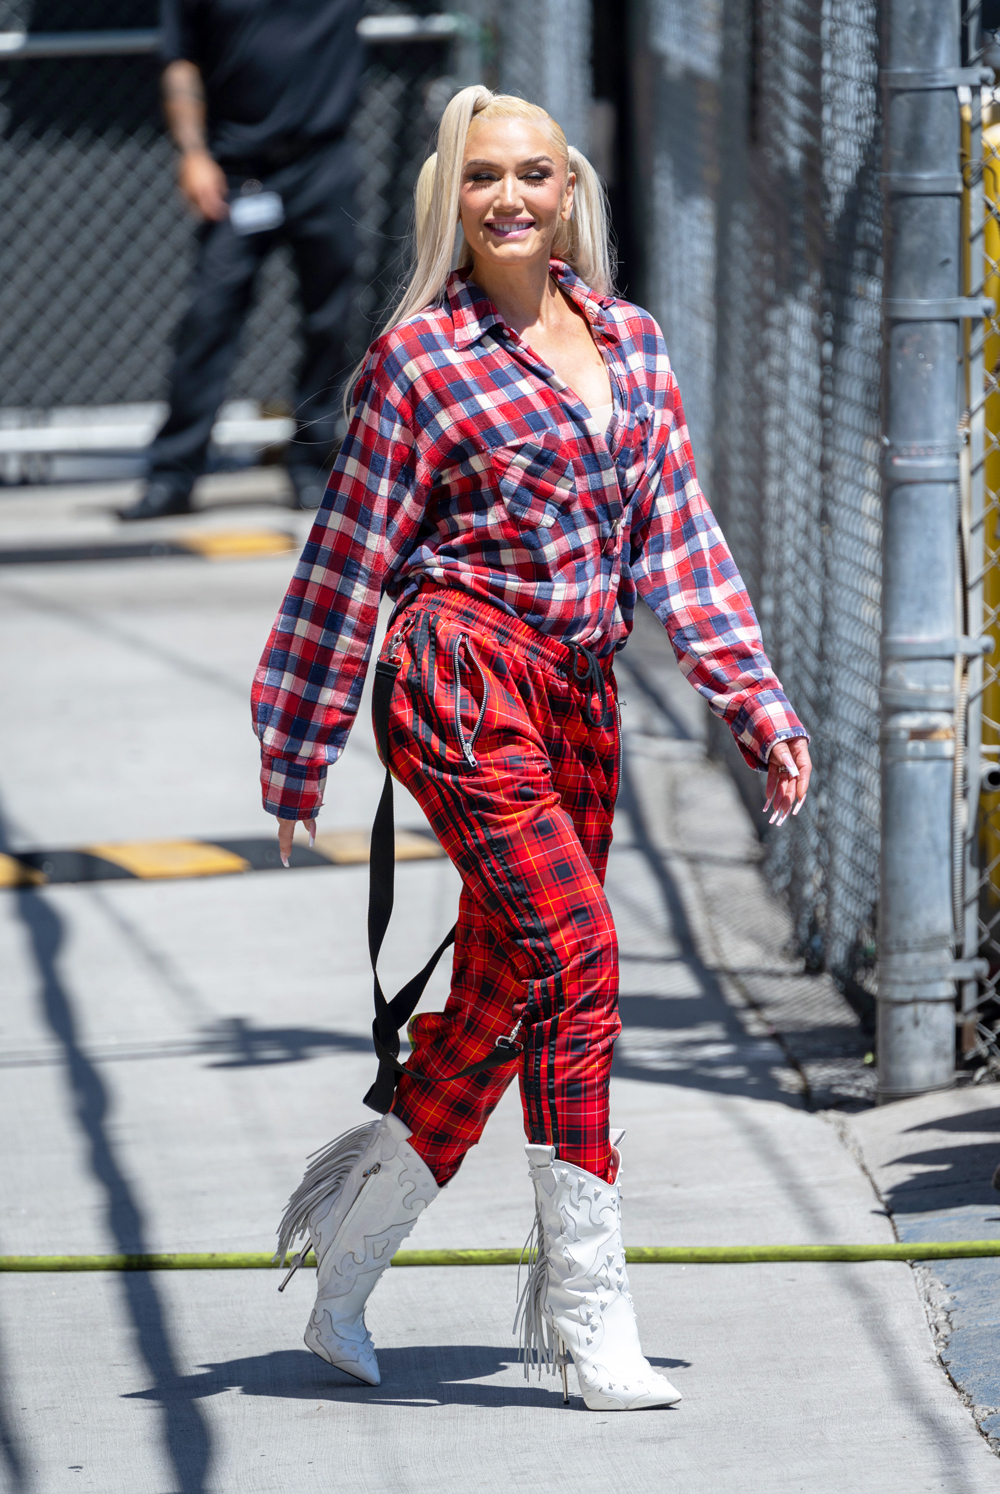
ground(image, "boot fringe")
xmin=274 ymin=1121 xmax=378 ymax=1265
xmin=513 ymin=1207 xmax=556 ymax=1379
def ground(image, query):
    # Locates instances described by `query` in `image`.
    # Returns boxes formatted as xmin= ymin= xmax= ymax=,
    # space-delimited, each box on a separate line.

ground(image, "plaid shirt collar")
xmin=447 ymin=259 xmax=621 ymax=351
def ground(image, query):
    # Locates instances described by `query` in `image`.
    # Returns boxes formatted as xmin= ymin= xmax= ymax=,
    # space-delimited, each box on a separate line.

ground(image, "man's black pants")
xmin=147 ymin=136 xmax=358 ymax=497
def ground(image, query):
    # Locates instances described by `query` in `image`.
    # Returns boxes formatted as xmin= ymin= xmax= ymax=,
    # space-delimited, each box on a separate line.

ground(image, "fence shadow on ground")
xmin=613 ymin=746 xmax=803 ymax=1108
xmin=1 ymin=777 xmax=213 ymax=1494
xmin=198 ymin=1017 xmax=377 ymax=1068
xmin=873 ymin=1107 xmax=1000 ymax=1215
xmin=14 ymin=887 xmax=213 ymax=1494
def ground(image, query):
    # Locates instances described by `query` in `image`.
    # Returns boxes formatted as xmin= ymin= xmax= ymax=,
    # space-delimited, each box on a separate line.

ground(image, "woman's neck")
xmin=468 ymin=252 xmax=562 ymax=337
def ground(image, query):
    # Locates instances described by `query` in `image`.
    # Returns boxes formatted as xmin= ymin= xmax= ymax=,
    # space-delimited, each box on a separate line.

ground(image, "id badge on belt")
xmin=229 ymin=181 xmax=285 ymax=236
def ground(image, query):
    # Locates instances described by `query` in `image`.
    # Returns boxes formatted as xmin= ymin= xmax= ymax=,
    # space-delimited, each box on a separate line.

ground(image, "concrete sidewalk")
xmin=1 ymin=476 xmax=998 ymax=1492
xmin=847 ymin=1089 xmax=1000 ymax=1453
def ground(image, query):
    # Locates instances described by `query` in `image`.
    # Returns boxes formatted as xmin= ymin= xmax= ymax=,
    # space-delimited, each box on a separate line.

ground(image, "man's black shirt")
xmin=160 ymin=0 xmax=367 ymax=163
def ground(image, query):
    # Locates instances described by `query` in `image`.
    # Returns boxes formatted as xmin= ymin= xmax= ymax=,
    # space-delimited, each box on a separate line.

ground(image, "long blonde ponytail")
xmin=343 ymin=86 xmax=615 ymax=416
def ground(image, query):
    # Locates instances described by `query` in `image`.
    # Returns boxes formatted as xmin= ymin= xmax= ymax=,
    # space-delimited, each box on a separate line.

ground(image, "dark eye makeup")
xmin=465 ymin=168 xmax=554 ymax=185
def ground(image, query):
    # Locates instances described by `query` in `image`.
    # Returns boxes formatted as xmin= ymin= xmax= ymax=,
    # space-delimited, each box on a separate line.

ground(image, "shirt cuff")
xmin=729 ymin=689 xmax=810 ymax=772
xmin=261 ymin=753 xmax=328 ymax=821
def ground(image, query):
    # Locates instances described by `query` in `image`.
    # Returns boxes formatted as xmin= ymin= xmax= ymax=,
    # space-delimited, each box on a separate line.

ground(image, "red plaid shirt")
xmin=254 ymin=260 xmax=806 ymax=818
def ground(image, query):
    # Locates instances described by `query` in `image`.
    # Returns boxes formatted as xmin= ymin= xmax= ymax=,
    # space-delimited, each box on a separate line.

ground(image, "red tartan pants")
xmin=381 ymin=585 xmax=622 ymax=1187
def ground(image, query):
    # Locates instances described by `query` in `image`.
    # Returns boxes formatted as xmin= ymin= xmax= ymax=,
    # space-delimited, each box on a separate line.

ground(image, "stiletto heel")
xmin=558 ymin=1336 xmax=570 ymax=1405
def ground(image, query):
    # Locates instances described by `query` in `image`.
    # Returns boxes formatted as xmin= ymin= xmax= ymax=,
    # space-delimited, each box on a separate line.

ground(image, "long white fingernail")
xmin=308 ymin=832 xmax=315 ymax=848
xmin=281 ymin=854 xmax=290 ymax=868
xmin=792 ymin=800 xmax=804 ymax=816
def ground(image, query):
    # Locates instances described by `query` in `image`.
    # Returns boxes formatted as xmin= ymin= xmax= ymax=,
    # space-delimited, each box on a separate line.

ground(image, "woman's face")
xmin=458 ymin=116 xmax=574 ymax=274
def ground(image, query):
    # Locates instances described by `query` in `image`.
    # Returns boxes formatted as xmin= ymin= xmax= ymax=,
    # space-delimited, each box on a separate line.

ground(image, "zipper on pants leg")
xmin=452 ymin=632 xmax=489 ymax=768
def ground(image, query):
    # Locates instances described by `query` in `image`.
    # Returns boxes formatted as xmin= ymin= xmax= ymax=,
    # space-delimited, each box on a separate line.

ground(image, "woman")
xmin=253 ymin=85 xmax=811 ymax=1411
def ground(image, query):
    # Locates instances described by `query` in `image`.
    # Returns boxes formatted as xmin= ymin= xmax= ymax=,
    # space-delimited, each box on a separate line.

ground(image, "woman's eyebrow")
xmin=463 ymin=155 xmax=556 ymax=170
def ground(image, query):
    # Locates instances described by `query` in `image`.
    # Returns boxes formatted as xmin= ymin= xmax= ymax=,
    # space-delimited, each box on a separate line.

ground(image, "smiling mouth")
xmin=485 ymin=220 xmax=535 ymax=237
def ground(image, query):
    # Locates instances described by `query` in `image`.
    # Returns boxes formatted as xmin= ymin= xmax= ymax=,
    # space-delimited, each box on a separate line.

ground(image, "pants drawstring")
xmin=565 ymin=643 xmax=614 ymax=729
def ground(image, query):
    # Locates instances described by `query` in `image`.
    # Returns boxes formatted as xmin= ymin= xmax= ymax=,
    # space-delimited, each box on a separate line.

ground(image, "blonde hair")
xmin=344 ymin=86 xmax=614 ymax=414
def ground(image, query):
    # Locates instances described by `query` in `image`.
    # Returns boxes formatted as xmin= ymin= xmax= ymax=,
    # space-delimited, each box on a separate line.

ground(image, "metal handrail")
xmin=0 ymin=30 xmax=161 ymax=58
xmin=0 ymin=15 xmax=466 ymax=60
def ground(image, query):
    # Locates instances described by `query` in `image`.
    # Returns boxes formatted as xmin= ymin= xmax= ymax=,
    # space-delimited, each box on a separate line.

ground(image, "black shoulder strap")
xmin=362 ymin=657 xmax=520 ymax=1114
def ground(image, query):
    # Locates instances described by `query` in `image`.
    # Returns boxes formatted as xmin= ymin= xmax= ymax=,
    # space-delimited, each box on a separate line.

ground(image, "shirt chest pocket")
xmin=490 ymin=440 xmax=574 ymax=530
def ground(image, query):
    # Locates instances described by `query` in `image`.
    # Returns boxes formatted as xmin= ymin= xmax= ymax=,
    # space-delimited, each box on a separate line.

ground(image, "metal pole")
xmin=878 ymin=0 xmax=992 ymax=1100
xmin=961 ymin=11 xmax=988 ymax=1053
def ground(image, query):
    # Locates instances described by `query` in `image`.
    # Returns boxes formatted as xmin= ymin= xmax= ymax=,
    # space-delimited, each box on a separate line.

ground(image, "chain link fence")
xmin=0 ymin=1 xmax=460 ymax=420
xmin=724 ymin=0 xmax=883 ymax=1010
xmin=633 ymin=0 xmax=882 ymax=1015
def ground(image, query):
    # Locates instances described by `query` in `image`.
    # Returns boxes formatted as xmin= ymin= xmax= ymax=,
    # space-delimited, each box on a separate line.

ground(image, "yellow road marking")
xmin=85 ymin=840 xmax=251 ymax=880
xmin=178 ymin=530 xmax=297 ymax=560
xmin=312 ymin=829 xmax=370 ymax=864
xmin=0 ymin=831 xmax=443 ymax=891
xmin=312 ymin=829 xmax=444 ymax=865
xmin=0 ymin=854 xmax=45 ymax=888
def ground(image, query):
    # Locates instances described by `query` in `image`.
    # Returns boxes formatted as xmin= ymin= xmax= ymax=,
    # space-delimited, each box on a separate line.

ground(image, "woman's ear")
xmin=561 ymin=171 xmax=576 ymax=222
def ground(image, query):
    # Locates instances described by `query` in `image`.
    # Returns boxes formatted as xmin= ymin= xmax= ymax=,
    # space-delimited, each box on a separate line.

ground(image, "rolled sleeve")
xmin=260 ymin=754 xmax=329 ymax=821
xmin=730 ymin=692 xmax=810 ymax=772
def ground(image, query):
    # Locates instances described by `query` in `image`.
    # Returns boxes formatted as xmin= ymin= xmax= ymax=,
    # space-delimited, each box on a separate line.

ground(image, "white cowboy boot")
xmin=516 ymin=1139 xmax=682 ymax=1411
xmin=274 ymin=1113 xmax=439 ymax=1385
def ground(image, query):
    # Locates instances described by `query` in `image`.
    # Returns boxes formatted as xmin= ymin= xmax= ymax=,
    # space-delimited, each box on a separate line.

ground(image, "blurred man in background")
xmin=121 ymin=0 xmax=367 ymax=521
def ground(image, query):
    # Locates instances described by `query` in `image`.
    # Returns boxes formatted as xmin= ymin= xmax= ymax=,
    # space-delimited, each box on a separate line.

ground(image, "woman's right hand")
xmin=277 ymin=816 xmax=317 ymax=867
xmin=763 ymin=736 xmax=811 ymax=826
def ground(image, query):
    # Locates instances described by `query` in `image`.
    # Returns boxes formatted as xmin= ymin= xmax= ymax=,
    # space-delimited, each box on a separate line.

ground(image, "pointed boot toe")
xmin=578 ymin=1363 xmax=682 ymax=1411
xmin=304 ymin=1305 xmax=381 ymax=1385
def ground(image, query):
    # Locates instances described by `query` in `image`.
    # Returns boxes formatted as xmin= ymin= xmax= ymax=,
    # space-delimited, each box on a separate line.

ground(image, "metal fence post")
xmin=878 ymin=0 xmax=992 ymax=1099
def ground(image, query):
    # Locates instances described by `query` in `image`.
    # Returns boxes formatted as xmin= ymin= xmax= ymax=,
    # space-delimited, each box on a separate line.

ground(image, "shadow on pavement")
xmin=14 ymin=888 xmax=212 ymax=1494
xmin=616 ymin=652 xmax=697 ymax=740
xmin=123 ymin=1346 xmax=691 ymax=1409
xmin=199 ymin=1016 xmax=376 ymax=1068
xmin=0 ymin=1316 xmax=27 ymax=1493
xmin=903 ymin=1106 xmax=1000 ymax=1135
xmin=613 ymin=747 xmax=799 ymax=1107
xmin=875 ymin=1106 xmax=1000 ymax=1215
xmin=878 ymin=1143 xmax=1000 ymax=1215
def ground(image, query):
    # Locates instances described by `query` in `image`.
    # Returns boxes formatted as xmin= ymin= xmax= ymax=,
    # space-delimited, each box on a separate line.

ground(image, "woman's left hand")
xmin=277 ymin=816 xmax=317 ymax=867
xmin=763 ymin=737 xmax=811 ymax=826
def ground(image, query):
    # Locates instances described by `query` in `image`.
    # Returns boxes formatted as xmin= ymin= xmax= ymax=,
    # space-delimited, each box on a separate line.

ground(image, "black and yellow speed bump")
xmin=0 ymin=529 xmax=298 ymax=566
xmin=0 ymin=828 xmax=443 ymax=888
